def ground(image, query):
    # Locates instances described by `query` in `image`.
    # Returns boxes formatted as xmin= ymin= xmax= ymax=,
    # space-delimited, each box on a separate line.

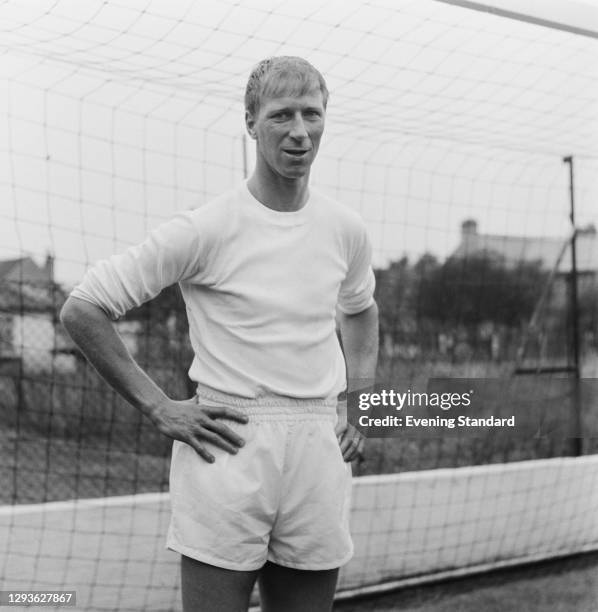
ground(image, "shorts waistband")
xmin=195 ymin=384 xmax=338 ymax=421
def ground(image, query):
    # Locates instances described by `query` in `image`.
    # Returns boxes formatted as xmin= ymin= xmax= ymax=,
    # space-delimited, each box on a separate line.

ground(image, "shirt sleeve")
xmin=70 ymin=212 xmax=202 ymax=320
xmin=337 ymin=219 xmax=376 ymax=315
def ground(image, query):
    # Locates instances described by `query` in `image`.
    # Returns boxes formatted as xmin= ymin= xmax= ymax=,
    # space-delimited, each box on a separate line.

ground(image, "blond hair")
xmin=245 ymin=56 xmax=329 ymax=116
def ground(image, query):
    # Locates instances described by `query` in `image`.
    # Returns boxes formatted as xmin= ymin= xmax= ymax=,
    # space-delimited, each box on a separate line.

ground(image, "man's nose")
xmin=289 ymin=113 xmax=308 ymax=140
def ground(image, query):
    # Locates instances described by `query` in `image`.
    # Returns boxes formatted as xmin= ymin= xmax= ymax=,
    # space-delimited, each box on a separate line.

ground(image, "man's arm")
xmin=336 ymin=300 xmax=379 ymax=461
xmin=60 ymin=297 xmax=247 ymax=463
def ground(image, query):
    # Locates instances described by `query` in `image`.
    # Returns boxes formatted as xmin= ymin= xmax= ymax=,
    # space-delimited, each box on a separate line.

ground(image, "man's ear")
xmin=245 ymin=110 xmax=257 ymax=140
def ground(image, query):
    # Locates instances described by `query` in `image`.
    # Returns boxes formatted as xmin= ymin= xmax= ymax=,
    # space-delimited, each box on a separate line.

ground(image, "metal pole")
xmin=563 ymin=155 xmax=582 ymax=456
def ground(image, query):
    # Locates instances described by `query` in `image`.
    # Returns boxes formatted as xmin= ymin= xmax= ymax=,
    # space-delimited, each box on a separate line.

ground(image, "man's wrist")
xmin=134 ymin=389 xmax=171 ymax=424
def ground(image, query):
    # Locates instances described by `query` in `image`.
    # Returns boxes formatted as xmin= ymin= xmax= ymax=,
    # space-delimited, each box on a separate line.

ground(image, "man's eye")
xmin=272 ymin=112 xmax=290 ymax=120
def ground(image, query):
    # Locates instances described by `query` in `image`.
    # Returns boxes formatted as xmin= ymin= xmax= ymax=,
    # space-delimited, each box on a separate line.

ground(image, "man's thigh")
xmin=181 ymin=555 xmax=259 ymax=612
xmin=258 ymin=561 xmax=339 ymax=612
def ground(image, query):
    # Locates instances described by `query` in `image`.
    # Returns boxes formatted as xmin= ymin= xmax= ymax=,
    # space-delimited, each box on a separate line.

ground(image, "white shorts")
xmin=166 ymin=386 xmax=353 ymax=571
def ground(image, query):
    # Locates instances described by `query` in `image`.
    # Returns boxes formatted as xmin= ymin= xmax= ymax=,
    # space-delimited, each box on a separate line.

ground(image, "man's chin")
xmin=278 ymin=167 xmax=310 ymax=180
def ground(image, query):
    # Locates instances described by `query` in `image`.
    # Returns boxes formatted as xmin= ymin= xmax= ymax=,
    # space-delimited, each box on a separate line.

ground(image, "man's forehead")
xmin=260 ymin=74 xmax=324 ymax=106
xmin=263 ymin=89 xmax=324 ymax=106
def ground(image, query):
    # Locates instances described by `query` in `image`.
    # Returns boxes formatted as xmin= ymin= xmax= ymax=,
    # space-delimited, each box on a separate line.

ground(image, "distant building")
xmin=0 ymin=255 xmax=73 ymax=371
xmin=452 ymin=219 xmax=598 ymax=307
xmin=0 ymin=255 xmax=183 ymax=377
xmin=450 ymin=219 xmax=598 ymax=361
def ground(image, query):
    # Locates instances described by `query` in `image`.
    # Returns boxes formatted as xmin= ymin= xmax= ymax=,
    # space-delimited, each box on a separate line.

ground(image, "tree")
xmin=375 ymin=256 xmax=414 ymax=347
xmin=416 ymin=252 xmax=547 ymax=328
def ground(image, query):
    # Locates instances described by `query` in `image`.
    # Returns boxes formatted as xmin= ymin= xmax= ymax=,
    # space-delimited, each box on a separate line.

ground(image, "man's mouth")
xmin=283 ymin=148 xmax=310 ymax=157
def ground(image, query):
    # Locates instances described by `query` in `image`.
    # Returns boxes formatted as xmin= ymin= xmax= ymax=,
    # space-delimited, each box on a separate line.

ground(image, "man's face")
xmin=246 ymin=83 xmax=326 ymax=180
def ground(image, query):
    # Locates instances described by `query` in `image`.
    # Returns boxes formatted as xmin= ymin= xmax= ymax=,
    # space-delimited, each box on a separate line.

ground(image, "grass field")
xmin=334 ymin=552 xmax=598 ymax=612
xmin=0 ymin=429 xmax=170 ymax=504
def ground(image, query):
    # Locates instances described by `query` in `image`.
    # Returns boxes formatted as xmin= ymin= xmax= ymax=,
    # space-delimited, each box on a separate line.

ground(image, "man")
xmin=61 ymin=56 xmax=378 ymax=612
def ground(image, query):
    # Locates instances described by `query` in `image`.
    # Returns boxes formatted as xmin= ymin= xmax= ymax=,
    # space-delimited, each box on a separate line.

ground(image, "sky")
xmin=0 ymin=0 xmax=597 ymax=284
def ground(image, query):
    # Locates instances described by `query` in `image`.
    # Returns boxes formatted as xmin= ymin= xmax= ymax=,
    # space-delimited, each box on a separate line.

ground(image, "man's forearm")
xmin=60 ymin=297 xmax=169 ymax=422
xmin=335 ymin=301 xmax=378 ymax=457
xmin=338 ymin=301 xmax=379 ymax=393
xmin=338 ymin=300 xmax=379 ymax=423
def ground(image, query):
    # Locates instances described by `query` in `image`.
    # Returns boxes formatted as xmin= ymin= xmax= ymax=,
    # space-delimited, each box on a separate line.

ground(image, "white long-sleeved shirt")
xmin=71 ymin=182 xmax=375 ymax=399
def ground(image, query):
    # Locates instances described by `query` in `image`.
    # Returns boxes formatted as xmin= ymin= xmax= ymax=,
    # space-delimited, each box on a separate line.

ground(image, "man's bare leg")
xmin=258 ymin=561 xmax=339 ymax=612
xmin=181 ymin=555 xmax=259 ymax=612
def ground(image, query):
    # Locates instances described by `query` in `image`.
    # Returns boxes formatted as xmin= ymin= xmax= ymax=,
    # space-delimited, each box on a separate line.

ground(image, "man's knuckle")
xmin=195 ymin=444 xmax=209 ymax=457
xmin=210 ymin=421 xmax=226 ymax=434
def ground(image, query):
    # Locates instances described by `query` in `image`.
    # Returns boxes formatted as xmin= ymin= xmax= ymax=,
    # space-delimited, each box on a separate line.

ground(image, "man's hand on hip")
xmin=153 ymin=398 xmax=248 ymax=463
xmin=335 ymin=421 xmax=365 ymax=463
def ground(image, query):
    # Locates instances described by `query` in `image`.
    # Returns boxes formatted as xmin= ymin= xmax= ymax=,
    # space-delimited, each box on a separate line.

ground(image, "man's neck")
xmin=247 ymin=167 xmax=310 ymax=213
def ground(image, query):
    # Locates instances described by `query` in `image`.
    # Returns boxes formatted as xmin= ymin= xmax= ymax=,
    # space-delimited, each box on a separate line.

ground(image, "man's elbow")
xmin=358 ymin=301 xmax=379 ymax=338
xmin=60 ymin=296 xmax=105 ymax=332
xmin=338 ymin=301 xmax=379 ymax=330
xmin=60 ymin=297 xmax=78 ymax=331
xmin=363 ymin=301 xmax=379 ymax=334
xmin=352 ymin=300 xmax=378 ymax=321
xmin=365 ymin=300 xmax=378 ymax=317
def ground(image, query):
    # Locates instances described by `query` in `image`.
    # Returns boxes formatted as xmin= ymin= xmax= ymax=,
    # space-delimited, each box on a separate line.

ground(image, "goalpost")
xmin=433 ymin=0 xmax=598 ymax=39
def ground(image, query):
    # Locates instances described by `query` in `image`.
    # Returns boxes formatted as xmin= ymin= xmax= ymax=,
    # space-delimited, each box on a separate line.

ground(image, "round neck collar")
xmin=242 ymin=181 xmax=312 ymax=226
